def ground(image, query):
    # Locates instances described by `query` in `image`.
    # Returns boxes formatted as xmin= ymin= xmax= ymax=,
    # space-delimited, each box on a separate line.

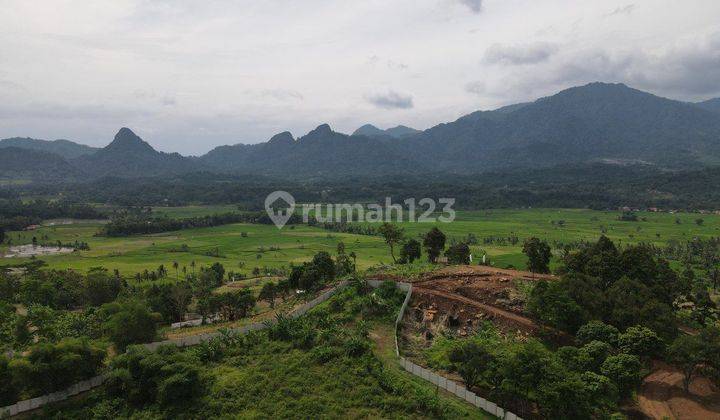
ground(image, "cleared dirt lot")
xmin=402 ymin=265 xmax=555 ymax=337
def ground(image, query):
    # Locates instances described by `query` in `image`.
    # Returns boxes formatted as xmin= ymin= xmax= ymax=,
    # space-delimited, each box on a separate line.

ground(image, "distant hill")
xmin=352 ymin=124 xmax=420 ymax=139
xmin=388 ymin=82 xmax=720 ymax=171
xmin=0 ymin=147 xmax=83 ymax=180
xmin=201 ymin=124 xmax=416 ymax=176
xmin=72 ymin=128 xmax=202 ymax=178
xmin=0 ymin=137 xmax=98 ymax=159
xmin=6 ymin=82 xmax=720 ymax=180
xmin=696 ymin=98 xmax=720 ymax=113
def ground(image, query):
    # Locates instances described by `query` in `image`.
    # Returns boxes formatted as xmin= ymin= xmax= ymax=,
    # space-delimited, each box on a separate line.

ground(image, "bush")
xmin=99 ymin=301 xmax=158 ymax=351
xmin=618 ymin=325 xmax=664 ymax=360
xmin=576 ymin=321 xmax=620 ymax=346
xmin=600 ymin=353 xmax=642 ymax=398
xmin=7 ymin=338 xmax=106 ymax=398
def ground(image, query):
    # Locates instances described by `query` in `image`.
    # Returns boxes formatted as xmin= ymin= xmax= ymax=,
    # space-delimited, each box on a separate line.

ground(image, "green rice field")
xmin=2 ymin=208 xmax=719 ymax=280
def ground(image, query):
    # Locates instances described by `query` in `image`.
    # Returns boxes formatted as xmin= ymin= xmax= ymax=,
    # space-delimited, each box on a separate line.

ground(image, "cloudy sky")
xmin=1 ymin=0 xmax=719 ymax=154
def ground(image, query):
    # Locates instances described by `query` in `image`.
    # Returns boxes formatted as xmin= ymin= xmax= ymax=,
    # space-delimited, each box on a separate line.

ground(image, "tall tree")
xmin=523 ymin=237 xmax=552 ymax=274
xmin=400 ymin=239 xmax=422 ymax=263
xmin=445 ymin=243 xmax=471 ymax=265
xmin=423 ymin=227 xmax=446 ymax=263
xmin=259 ymin=282 xmax=277 ymax=308
xmin=378 ymin=223 xmax=403 ymax=263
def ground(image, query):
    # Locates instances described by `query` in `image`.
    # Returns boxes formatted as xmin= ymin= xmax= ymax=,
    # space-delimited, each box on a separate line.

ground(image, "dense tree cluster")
xmin=528 ymin=236 xmax=686 ymax=338
xmin=0 ymin=338 xmax=106 ymax=405
xmin=0 ymin=199 xmax=103 ymax=231
xmin=102 ymin=209 xmax=300 ymax=236
xmin=15 ymin=161 xmax=720 ymax=211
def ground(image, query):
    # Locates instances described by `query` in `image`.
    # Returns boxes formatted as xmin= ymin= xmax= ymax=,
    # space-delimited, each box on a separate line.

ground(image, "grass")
xmin=0 ymin=223 xmax=391 ymax=281
xmin=379 ymin=208 xmax=720 ymax=269
xmin=37 ymin=280 xmax=491 ymax=419
xmin=2 ymin=208 xmax=719 ymax=280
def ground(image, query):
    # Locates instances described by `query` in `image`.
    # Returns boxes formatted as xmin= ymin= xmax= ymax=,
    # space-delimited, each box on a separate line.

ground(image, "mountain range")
xmin=2 ymin=82 xmax=719 ymax=180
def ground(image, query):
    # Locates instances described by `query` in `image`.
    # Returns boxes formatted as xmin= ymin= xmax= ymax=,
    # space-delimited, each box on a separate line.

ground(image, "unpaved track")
xmin=413 ymin=286 xmax=540 ymax=332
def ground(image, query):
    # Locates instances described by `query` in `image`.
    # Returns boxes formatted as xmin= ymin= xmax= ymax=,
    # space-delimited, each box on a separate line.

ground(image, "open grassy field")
xmin=2 ymin=208 xmax=719 ymax=279
xmin=390 ymin=208 xmax=720 ymax=268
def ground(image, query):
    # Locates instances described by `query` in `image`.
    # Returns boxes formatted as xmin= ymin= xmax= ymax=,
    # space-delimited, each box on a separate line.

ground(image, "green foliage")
xmin=105 ymin=345 xmax=202 ymax=408
xmin=423 ymin=227 xmax=446 ymax=263
xmin=522 ymin=237 xmax=552 ymax=274
xmin=576 ymin=320 xmax=620 ymax=346
xmin=99 ymin=300 xmax=158 ymax=351
xmin=445 ymin=242 xmax=471 ymax=265
xmin=200 ymin=289 xmax=256 ymax=322
xmin=600 ymin=353 xmax=643 ymax=398
xmin=6 ymin=338 xmax=105 ymax=399
xmin=668 ymin=326 xmax=720 ymax=392
xmin=377 ymin=223 xmax=404 ymax=263
xmin=399 ymin=238 xmax=421 ymax=264
xmin=258 ymin=281 xmax=277 ymax=308
xmin=448 ymin=341 xmax=495 ymax=389
xmin=618 ymin=325 xmax=664 ymax=360
xmin=50 ymin=282 xmax=483 ymax=419
xmin=527 ymin=280 xmax=584 ymax=333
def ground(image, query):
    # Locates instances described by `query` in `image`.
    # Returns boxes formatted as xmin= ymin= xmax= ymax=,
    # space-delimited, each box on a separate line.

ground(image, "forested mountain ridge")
xmin=71 ymin=127 xmax=202 ymax=178
xmin=0 ymin=147 xmax=84 ymax=180
xmin=3 ymin=82 xmax=720 ymax=180
xmin=351 ymin=124 xmax=420 ymax=139
xmin=0 ymin=137 xmax=98 ymax=159
xmin=386 ymin=82 xmax=720 ymax=171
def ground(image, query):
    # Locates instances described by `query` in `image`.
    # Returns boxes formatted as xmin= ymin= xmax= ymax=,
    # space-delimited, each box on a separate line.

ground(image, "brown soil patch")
xmin=392 ymin=265 xmax=558 ymax=338
xmin=637 ymin=362 xmax=720 ymax=420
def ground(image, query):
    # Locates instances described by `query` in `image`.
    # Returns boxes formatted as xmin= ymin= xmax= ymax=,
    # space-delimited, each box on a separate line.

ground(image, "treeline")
xmin=101 ymin=209 xmax=302 ymax=236
xmin=13 ymin=163 xmax=720 ymax=210
xmin=0 ymin=198 xmax=104 ymax=231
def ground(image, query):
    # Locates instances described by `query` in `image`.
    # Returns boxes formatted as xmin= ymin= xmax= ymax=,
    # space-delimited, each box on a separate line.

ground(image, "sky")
xmin=1 ymin=0 xmax=719 ymax=155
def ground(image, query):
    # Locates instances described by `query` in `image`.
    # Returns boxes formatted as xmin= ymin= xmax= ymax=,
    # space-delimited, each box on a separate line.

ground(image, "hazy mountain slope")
xmin=0 ymin=137 xmax=98 ymax=159
xmin=391 ymin=83 xmax=720 ymax=171
xmin=0 ymin=147 xmax=83 ymax=180
xmin=201 ymin=124 xmax=417 ymax=176
xmin=696 ymin=98 xmax=720 ymax=113
xmin=351 ymin=124 xmax=420 ymax=139
xmin=7 ymin=82 xmax=720 ymax=180
xmin=73 ymin=128 xmax=201 ymax=178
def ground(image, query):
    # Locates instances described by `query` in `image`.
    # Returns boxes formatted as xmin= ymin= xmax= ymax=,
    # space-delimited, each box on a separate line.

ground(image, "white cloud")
xmin=366 ymin=91 xmax=414 ymax=109
xmin=483 ymin=42 xmax=559 ymax=65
